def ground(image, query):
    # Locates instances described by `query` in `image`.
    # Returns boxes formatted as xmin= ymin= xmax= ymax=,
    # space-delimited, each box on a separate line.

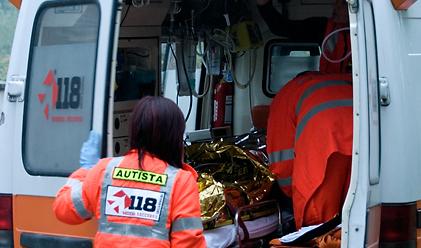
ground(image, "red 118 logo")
xmin=37 ymin=70 xmax=83 ymax=122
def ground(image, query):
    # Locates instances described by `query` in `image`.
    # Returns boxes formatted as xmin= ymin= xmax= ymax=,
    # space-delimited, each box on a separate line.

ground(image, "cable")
xmin=321 ymin=27 xmax=352 ymax=63
xmin=162 ymin=43 xmax=170 ymax=95
xmin=192 ymin=42 xmax=211 ymax=98
xmin=196 ymin=41 xmax=207 ymax=57
xmin=208 ymin=29 xmax=236 ymax=53
xmin=177 ymin=24 xmax=210 ymax=99
xmin=229 ymin=49 xmax=257 ymax=89
xmin=172 ymin=37 xmax=210 ymax=99
xmin=182 ymin=0 xmax=211 ymax=23
xmin=194 ymin=74 xmax=211 ymax=98
xmin=207 ymin=28 xmax=256 ymax=89
xmin=120 ymin=5 xmax=131 ymax=27
xmin=197 ymin=0 xmax=212 ymax=15
xmin=236 ymin=51 xmax=246 ymax=58
xmin=248 ymin=81 xmax=254 ymax=129
xmin=169 ymin=42 xmax=181 ymax=106
xmin=248 ymin=51 xmax=255 ymax=128
xmin=169 ymin=41 xmax=193 ymax=122
xmin=180 ymin=41 xmax=194 ymax=122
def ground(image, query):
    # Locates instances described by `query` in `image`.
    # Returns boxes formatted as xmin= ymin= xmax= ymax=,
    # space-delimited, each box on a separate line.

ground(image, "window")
xmin=23 ymin=2 xmax=100 ymax=176
xmin=263 ymin=40 xmax=320 ymax=97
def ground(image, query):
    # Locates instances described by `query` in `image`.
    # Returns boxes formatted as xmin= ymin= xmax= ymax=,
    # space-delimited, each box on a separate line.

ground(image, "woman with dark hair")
xmin=53 ymin=96 xmax=206 ymax=248
xmin=130 ymin=96 xmax=186 ymax=169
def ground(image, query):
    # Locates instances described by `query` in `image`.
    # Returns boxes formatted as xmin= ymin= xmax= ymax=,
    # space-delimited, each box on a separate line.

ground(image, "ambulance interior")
xmin=110 ymin=0 xmax=351 ymax=246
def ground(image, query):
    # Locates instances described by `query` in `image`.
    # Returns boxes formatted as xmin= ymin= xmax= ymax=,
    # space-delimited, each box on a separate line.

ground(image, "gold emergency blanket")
xmin=186 ymin=142 xmax=275 ymax=229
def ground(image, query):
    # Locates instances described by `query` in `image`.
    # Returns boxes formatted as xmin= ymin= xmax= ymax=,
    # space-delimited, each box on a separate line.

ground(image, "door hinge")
xmin=379 ymin=77 xmax=391 ymax=106
xmin=347 ymin=0 xmax=359 ymax=13
xmin=7 ymin=75 xmax=25 ymax=102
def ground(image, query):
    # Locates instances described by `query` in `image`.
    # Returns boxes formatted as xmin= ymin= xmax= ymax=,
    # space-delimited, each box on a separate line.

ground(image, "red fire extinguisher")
xmin=213 ymin=79 xmax=234 ymax=128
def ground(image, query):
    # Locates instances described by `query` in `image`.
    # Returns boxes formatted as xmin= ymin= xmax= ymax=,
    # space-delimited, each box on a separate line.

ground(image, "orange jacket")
xmin=267 ymin=73 xmax=352 ymax=229
xmin=53 ymin=150 xmax=206 ymax=248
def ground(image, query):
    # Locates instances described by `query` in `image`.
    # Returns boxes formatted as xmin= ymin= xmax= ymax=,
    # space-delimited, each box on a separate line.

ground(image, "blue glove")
xmin=80 ymin=131 xmax=102 ymax=169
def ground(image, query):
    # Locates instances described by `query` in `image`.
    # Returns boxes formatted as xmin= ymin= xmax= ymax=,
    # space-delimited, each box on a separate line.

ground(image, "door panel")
xmin=22 ymin=3 xmax=100 ymax=177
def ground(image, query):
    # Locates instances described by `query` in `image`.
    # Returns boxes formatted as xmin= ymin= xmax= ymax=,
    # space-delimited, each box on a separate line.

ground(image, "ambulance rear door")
xmin=343 ymin=1 xmax=421 ymax=247
xmin=4 ymin=0 xmax=120 ymax=247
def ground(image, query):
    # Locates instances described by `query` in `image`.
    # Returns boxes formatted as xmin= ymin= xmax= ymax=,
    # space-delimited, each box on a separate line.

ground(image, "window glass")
xmin=23 ymin=3 xmax=100 ymax=176
xmin=264 ymin=42 xmax=320 ymax=96
xmin=115 ymin=38 xmax=159 ymax=101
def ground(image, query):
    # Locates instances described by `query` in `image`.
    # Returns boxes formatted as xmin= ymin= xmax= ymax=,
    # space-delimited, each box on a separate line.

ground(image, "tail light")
xmin=379 ymin=202 xmax=416 ymax=248
xmin=391 ymin=0 xmax=418 ymax=10
xmin=8 ymin=0 xmax=22 ymax=9
xmin=0 ymin=194 xmax=13 ymax=247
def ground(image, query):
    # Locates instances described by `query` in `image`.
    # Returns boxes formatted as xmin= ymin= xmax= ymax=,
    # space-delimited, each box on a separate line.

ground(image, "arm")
xmin=53 ymin=158 xmax=111 ymax=224
xmin=53 ymin=168 xmax=93 ymax=224
xmin=267 ymin=73 xmax=319 ymax=197
xmin=53 ymin=131 xmax=101 ymax=224
xmin=266 ymin=81 xmax=298 ymax=197
xmin=170 ymin=170 xmax=206 ymax=248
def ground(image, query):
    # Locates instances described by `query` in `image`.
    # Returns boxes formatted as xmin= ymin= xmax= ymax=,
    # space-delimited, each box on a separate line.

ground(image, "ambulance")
xmin=1 ymin=0 xmax=421 ymax=247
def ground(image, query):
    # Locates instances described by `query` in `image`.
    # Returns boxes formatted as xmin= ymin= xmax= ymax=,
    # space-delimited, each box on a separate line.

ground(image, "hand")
xmin=80 ymin=131 xmax=102 ymax=169
xmin=256 ymin=0 xmax=271 ymax=6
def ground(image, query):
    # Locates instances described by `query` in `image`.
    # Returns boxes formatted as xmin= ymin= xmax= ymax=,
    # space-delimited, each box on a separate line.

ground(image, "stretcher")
xmin=204 ymin=200 xmax=281 ymax=248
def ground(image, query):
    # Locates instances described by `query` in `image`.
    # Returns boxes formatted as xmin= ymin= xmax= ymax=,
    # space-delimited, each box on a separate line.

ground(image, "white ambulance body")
xmin=1 ymin=0 xmax=421 ymax=247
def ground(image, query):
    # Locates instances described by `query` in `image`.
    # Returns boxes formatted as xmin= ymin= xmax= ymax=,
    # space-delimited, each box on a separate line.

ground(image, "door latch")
xmin=7 ymin=75 xmax=25 ymax=102
xmin=0 ymin=112 xmax=4 ymax=126
xmin=379 ymin=77 xmax=391 ymax=106
xmin=346 ymin=0 xmax=359 ymax=13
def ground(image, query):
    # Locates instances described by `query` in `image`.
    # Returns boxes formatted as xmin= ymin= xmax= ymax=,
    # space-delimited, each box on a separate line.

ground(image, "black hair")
xmin=130 ymin=96 xmax=185 ymax=168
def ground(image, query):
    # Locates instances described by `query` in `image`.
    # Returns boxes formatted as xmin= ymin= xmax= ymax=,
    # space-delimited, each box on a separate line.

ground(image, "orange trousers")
xmin=302 ymin=153 xmax=351 ymax=226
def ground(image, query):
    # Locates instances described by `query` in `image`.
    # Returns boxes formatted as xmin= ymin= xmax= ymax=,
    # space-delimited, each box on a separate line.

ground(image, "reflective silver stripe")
xmin=99 ymin=157 xmax=124 ymax=233
xmin=295 ymin=80 xmax=351 ymax=115
xmin=155 ymin=165 xmax=179 ymax=237
xmin=277 ymin=177 xmax=292 ymax=187
xmin=295 ymin=99 xmax=353 ymax=142
xmin=65 ymin=178 xmax=80 ymax=187
xmin=171 ymin=217 xmax=203 ymax=232
xmin=98 ymin=157 xmax=180 ymax=240
xmin=99 ymin=221 xmax=168 ymax=240
xmin=67 ymin=178 xmax=92 ymax=219
xmin=269 ymin=149 xmax=294 ymax=164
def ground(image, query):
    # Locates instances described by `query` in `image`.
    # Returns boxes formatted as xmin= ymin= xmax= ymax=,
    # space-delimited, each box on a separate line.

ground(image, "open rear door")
xmin=344 ymin=1 xmax=421 ymax=247
xmin=4 ymin=0 xmax=120 ymax=247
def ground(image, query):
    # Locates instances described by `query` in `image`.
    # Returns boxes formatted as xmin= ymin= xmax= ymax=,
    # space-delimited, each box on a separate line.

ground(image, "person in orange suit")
xmin=267 ymin=72 xmax=353 ymax=229
xmin=53 ymin=96 xmax=206 ymax=248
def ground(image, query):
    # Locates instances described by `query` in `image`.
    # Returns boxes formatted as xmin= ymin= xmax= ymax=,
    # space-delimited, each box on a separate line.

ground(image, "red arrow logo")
xmin=42 ymin=70 xmax=58 ymax=108
xmin=44 ymin=104 xmax=49 ymax=120
xmin=37 ymin=93 xmax=46 ymax=104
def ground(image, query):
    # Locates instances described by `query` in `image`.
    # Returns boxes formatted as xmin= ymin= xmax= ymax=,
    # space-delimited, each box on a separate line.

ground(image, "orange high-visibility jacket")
xmin=319 ymin=20 xmax=352 ymax=73
xmin=267 ymin=73 xmax=352 ymax=229
xmin=53 ymin=150 xmax=206 ymax=248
